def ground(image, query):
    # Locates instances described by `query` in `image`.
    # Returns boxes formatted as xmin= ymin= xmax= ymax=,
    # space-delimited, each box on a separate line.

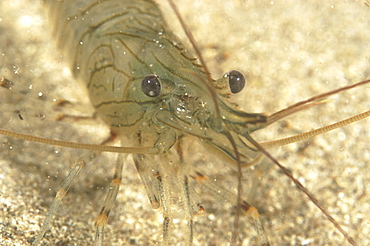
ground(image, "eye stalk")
xmin=226 ymin=70 xmax=245 ymax=94
xmin=141 ymin=74 xmax=161 ymax=97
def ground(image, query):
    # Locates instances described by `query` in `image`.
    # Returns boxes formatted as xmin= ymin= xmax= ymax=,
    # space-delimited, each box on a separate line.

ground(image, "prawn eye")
xmin=141 ymin=74 xmax=161 ymax=97
xmin=226 ymin=70 xmax=245 ymax=94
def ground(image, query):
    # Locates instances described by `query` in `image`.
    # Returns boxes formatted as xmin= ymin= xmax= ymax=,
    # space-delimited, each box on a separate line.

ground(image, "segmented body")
xmin=46 ymin=0 xmax=213 ymax=130
xmin=0 ymin=0 xmax=366 ymax=246
xmin=42 ymin=0 xmax=267 ymax=244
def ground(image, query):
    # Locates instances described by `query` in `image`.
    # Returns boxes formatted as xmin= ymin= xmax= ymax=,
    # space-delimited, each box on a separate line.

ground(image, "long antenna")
xmin=166 ymin=1 xmax=244 ymax=244
xmin=166 ymin=0 xmax=223 ymax=130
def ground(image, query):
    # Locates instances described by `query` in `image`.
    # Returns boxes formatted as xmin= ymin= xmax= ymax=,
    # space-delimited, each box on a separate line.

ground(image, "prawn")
xmin=0 ymin=0 xmax=369 ymax=245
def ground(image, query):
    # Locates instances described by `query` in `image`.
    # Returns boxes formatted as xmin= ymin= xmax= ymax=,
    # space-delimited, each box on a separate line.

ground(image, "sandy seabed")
xmin=1 ymin=1 xmax=369 ymax=245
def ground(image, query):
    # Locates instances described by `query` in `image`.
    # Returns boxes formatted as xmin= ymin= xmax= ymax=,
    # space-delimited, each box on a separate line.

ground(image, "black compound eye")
xmin=141 ymin=74 xmax=161 ymax=97
xmin=227 ymin=70 xmax=245 ymax=94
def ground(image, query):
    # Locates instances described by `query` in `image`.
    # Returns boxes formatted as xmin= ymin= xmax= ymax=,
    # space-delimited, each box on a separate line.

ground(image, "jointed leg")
xmin=94 ymin=154 xmax=124 ymax=246
xmin=192 ymin=172 xmax=270 ymax=246
xmin=32 ymin=151 xmax=97 ymax=245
